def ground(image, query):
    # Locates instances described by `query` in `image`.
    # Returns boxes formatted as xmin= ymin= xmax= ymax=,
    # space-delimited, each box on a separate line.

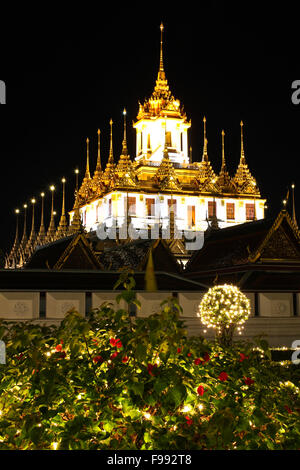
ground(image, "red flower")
xmin=92 ymin=339 xmax=98 ymax=344
xmin=177 ymin=347 xmax=182 ymax=354
xmin=187 ymin=353 xmax=192 ymax=357
xmin=239 ymin=353 xmax=249 ymax=362
xmin=93 ymin=355 xmax=103 ymax=364
xmin=60 ymin=340 xmax=63 ymax=345
xmin=219 ymin=372 xmax=228 ymax=382
xmin=203 ymin=352 xmax=210 ymax=362
xmin=147 ymin=363 xmax=157 ymax=376
xmin=244 ymin=377 xmax=255 ymax=386
xmin=59 ymin=351 xmax=66 ymax=359
xmin=122 ymin=356 xmax=129 ymax=363
xmin=284 ymin=405 xmax=293 ymax=414
xmin=110 ymin=351 xmax=119 ymax=360
xmin=55 ymin=344 xmax=62 ymax=352
xmin=185 ymin=416 xmax=193 ymax=426
xmin=197 ymin=385 xmax=205 ymax=396
xmin=194 ymin=358 xmax=202 ymax=366
xmin=16 ymin=353 xmax=24 ymax=361
xmin=110 ymin=338 xmax=122 ymax=348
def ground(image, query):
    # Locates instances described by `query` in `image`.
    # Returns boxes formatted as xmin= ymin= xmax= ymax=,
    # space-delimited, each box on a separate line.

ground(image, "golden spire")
xmin=240 ymin=120 xmax=245 ymax=164
xmin=36 ymin=192 xmax=46 ymax=245
xmin=108 ymin=119 xmax=114 ymax=163
xmin=19 ymin=203 xmax=28 ymax=250
xmin=202 ymin=116 xmax=208 ymax=162
xmin=158 ymin=22 xmax=166 ymax=80
xmin=25 ymin=198 xmax=37 ymax=255
xmin=221 ymin=129 xmax=226 ymax=168
xmin=7 ymin=209 xmax=20 ymax=267
xmin=56 ymin=178 xmax=68 ymax=238
xmin=85 ymin=137 xmax=90 ymax=177
xmin=96 ymin=129 xmax=102 ymax=171
xmin=77 ymin=138 xmax=94 ymax=204
xmin=46 ymin=185 xmax=56 ymax=243
xmin=233 ymin=120 xmax=259 ymax=194
xmin=121 ymin=109 xmax=128 ymax=156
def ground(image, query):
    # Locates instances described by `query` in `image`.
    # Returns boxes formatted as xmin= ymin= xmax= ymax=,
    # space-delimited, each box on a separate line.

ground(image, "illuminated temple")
xmin=6 ymin=23 xmax=266 ymax=270
xmin=3 ymin=24 xmax=300 ymax=348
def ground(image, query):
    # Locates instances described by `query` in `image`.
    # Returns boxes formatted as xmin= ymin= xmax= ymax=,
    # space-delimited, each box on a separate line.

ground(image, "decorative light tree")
xmin=198 ymin=284 xmax=251 ymax=347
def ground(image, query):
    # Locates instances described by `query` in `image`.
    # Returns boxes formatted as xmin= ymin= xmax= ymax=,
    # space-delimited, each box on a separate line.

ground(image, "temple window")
xmin=187 ymin=205 xmax=195 ymax=227
xmin=208 ymin=201 xmax=216 ymax=220
xmin=146 ymin=198 xmax=155 ymax=216
xmin=226 ymin=202 xmax=235 ymax=220
xmin=165 ymin=131 xmax=172 ymax=147
xmin=246 ymin=203 xmax=255 ymax=220
xmin=127 ymin=196 xmax=136 ymax=216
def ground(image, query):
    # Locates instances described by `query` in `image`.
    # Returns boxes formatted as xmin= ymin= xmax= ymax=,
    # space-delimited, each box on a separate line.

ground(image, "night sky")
xmin=1 ymin=3 xmax=300 ymax=255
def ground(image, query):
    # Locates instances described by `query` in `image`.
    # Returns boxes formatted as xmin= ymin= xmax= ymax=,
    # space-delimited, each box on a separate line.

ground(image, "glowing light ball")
xmin=197 ymin=284 xmax=250 ymax=346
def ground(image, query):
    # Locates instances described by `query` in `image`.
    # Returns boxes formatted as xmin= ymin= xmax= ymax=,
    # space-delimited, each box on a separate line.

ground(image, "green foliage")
xmin=0 ymin=275 xmax=299 ymax=449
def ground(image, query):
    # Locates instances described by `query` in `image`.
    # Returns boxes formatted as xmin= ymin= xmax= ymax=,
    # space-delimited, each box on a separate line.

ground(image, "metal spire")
xmin=240 ymin=120 xmax=246 ymax=164
xmin=202 ymin=116 xmax=208 ymax=162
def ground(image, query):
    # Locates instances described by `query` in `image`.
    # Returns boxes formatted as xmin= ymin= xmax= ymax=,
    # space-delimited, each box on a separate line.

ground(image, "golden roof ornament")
xmin=233 ymin=121 xmax=260 ymax=195
xmin=155 ymin=138 xmax=182 ymax=191
xmin=36 ymin=192 xmax=46 ymax=246
xmin=102 ymin=119 xmax=116 ymax=188
xmin=91 ymin=129 xmax=105 ymax=196
xmin=19 ymin=204 xmax=28 ymax=253
xmin=216 ymin=130 xmax=233 ymax=191
xmin=46 ymin=186 xmax=57 ymax=243
xmin=56 ymin=178 xmax=69 ymax=238
xmin=115 ymin=109 xmax=138 ymax=188
xmin=78 ymin=138 xmax=94 ymax=204
xmin=136 ymin=24 xmax=187 ymax=121
xmin=6 ymin=209 xmax=20 ymax=268
xmin=25 ymin=198 xmax=37 ymax=256
xmin=195 ymin=118 xmax=217 ymax=189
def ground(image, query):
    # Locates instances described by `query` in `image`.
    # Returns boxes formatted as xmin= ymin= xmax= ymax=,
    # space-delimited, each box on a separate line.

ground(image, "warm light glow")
xmin=23 ymin=204 xmax=27 ymax=208
xmin=181 ymin=405 xmax=192 ymax=413
xmin=41 ymin=192 xmax=45 ymax=197
xmin=123 ymin=108 xmax=127 ymax=115
xmin=50 ymin=185 xmax=55 ymax=191
xmin=292 ymin=183 xmax=295 ymax=189
xmin=52 ymin=442 xmax=58 ymax=450
xmin=75 ymin=169 xmax=79 ymax=174
xmin=198 ymin=284 xmax=250 ymax=338
xmin=15 ymin=209 xmax=20 ymax=214
xmin=31 ymin=198 xmax=36 ymax=204
xmin=62 ymin=178 xmax=66 ymax=183
xmin=283 ymin=199 xmax=287 ymax=205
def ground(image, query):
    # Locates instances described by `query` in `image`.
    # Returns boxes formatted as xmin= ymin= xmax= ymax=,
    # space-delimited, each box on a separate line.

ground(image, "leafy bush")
xmin=0 ymin=276 xmax=300 ymax=450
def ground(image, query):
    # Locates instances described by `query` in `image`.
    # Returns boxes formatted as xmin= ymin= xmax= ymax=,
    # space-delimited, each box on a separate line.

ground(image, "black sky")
xmin=1 ymin=2 xmax=300 ymax=253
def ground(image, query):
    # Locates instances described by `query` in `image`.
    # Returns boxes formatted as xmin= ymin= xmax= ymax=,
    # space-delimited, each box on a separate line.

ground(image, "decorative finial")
xmin=221 ymin=129 xmax=226 ymax=168
xmin=96 ymin=129 xmax=101 ymax=171
xmin=85 ymin=137 xmax=90 ymax=177
xmin=240 ymin=120 xmax=245 ymax=163
xmin=159 ymin=22 xmax=164 ymax=74
xmin=121 ymin=109 xmax=128 ymax=156
xmin=202 ymin=116 xmax=208 ymax=162
xmin=108 ymin=119 xmax=114 ymax=163
xmin=74 ymin=169 xmax=79 ymax=192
